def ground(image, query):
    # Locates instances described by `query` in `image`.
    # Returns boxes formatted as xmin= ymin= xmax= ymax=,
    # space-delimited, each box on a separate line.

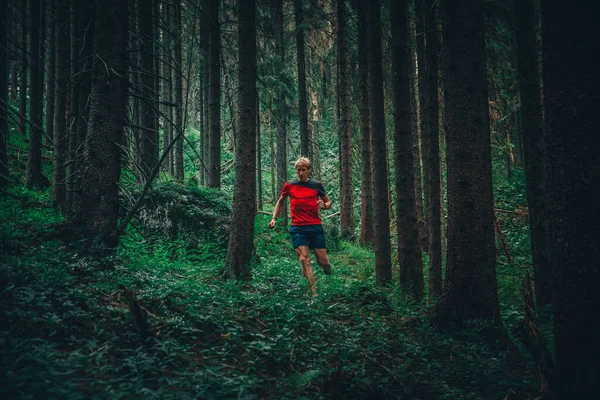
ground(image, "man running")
xmin=269 ymin=157 xmax=333 ymax=295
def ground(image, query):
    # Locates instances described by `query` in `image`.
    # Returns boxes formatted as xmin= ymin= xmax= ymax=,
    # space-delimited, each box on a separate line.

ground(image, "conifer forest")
xmin=0 ymin=0 xmax=598 ymax=398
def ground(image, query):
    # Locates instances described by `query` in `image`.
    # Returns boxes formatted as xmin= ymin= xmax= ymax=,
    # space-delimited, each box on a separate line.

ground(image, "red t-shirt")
xmin=281 ymin=180 xmax=327 ymax=226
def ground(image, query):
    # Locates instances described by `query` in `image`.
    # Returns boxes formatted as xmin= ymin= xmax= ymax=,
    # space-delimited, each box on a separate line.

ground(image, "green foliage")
xmin=0 ymin=194 xmax=542 ymax=399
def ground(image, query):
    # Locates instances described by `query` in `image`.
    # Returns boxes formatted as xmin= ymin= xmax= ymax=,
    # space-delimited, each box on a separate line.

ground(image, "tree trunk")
xmin=391 ymin=0 xmax=423 ymax=298
xmin=73 ymin=0 xmax=129 ymax=246
xmin=274 ymin=0 xmax=287 ymax=223
xmin=409 ymin=0 xmax=425 ymax=253
xmin=542 ymin=4 xmax=600 ymax=398
xmin=0 ymin=0 xmax=8 ymax=186
xmin=174 ymin=0 xmax=184 ymax=181
xmin=414 ymin=0 xmax=429 ymax=251
xmin=51 ymin=0 xmax=68 ymax=203
xmin=294 ymin=0 xmax=309 ymax=158
xmin=432 ymin=0 xmax=501 ymax=326
xmin=367 ymin=0 xmax=392 ymax=284
xmin=44 ymin=0 xmax=54 ymax=147
xmin=26 ymin=0 xmax=47 ymax=189
xmin=199 ymin=0 xmax=209 ymax=185
xmin=160 ymin=1 xmax=171 ymax=174
xmin=66 ymin=0 xmax=80 ymax=216
xmin=514 ymin=0 xmax=552 ymax=308
xmin=67 ymin=0 xmax=94 ymax=216
xmin=207 ymin=0 xmax=221 ymax=188
xmin=18 ymin=0 xmax=27 ymax=136
xmin=224 ymin=0 xmax=256 ymax=280
xmin=337 ymin=0 xmax=353 ymax=238
xmin=139 ymin=0 xmax=158 ymax=182
xmin=256 ymin=91 xmax=262 ymax=211
xmin=357 ymin=0 xmax=373 ymax=247
xmin=422 ymin=0 xmax=442 ymax=299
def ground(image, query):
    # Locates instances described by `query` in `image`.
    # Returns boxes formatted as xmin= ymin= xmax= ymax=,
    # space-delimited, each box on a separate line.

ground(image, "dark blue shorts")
xmin=289 ymin=224 xmax=327 ymax=250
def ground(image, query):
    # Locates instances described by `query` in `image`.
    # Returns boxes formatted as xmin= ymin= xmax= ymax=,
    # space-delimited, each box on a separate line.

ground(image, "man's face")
xmin=295 ymin=165 xmax=310 ymax=182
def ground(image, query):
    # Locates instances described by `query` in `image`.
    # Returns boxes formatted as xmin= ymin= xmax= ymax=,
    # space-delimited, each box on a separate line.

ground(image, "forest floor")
xmin=0 ymin=175 xmax=549 ymax=399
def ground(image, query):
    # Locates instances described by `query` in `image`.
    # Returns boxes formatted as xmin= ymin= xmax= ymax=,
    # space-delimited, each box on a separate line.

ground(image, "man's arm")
xmin=317 ymin=194 xmax=332 ymax=210
xmin=269 ymin=194 xmax=287 ymax=228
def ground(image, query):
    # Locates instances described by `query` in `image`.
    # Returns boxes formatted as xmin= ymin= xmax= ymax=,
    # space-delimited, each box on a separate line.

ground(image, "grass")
xmin=0 ymin=179 xmax=544 ymax=399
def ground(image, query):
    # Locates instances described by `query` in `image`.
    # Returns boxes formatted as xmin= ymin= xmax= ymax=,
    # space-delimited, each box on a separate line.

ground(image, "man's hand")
xmin=317 ymin=199 xmax=325 ymax=209
xmin=268 ymin=218 xmax=276 ymax=229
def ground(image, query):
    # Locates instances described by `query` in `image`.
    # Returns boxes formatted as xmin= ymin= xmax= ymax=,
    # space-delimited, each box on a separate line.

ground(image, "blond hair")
xmin=294 ymin=157 xmax=311 ymax=169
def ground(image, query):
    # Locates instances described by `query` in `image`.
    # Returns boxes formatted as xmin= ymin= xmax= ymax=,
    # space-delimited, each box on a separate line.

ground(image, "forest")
xmin=0 ymin=0 xmax=597 ymax=398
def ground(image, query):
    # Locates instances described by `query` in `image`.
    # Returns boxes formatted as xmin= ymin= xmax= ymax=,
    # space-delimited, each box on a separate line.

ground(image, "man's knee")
xmin=298 ymin=253 xmax=310 ymax=265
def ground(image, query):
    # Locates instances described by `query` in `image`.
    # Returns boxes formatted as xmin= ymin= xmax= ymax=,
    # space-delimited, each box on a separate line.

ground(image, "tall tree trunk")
xmin=139 ymin=0 xmax=158 ymax=182
xmin=367 ymin=0 xmax=392 ymax=284
xmin=160 ymin=1 xmax=171 ymax=174
xmin=357 ymin=0 xmax=373 ymax=247
xmin=415 ymin=0 xmax=428 ymax=251
xmin=337 ymin=0 xmax=353 ymax=238
xmin=294 ymin=0 xmax=308 ymax=158
xmin=207 ymin=0 xmax=221 ymax=188
xmin=73 ymin=0 xmax=129 ymax=246
xmin=19 ymin=0 xmax=27 ymax=136
xmin=256 ymin=91 xmax=262 ymax=211
xmin=274 ymin=0 xmax=287 ymax=223
xmin=66 ymin=0 xmax=80 ymax=216
xmin=26 ymin=0 xmax=47 ymax=189
xmin=514 ymin=0 xmax=552 ymax=308
xmin=423 ymin=0 xmax=442 ymax=298
xmin=51 ymin=0 xmax=68 ymax=204
xmin=391 ymin=0 xmax=423 ymax=297
xmin=224 ymin=0 xmax=256 ymax=280
xmin=199 ymin=0 xmax=209 ymax=185
xmin=542 ymin=4 xmax=600 ymax=398
xmin=0 ymin=0 xmax=8 ymax=186
xmin=174 ymin=0 xmax=184 ymax=181
xmin=70 ymin=3 xmax=94 ymax=216
xmin=44 ymin=0 xmax=55 ymax=147
xmin=409 ymin=0 xmax=425 ymax=253
xmin=432 ymin=0 xmax=501 ymax=325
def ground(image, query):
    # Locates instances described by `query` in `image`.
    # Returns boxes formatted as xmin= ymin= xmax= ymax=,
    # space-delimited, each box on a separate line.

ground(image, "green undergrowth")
xmin=1 ymin=183 xmax=541 ymax=399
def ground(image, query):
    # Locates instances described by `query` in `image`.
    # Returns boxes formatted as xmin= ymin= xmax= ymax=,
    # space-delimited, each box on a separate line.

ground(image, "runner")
xmin=269 ymin=157 xmax=333 ymax=296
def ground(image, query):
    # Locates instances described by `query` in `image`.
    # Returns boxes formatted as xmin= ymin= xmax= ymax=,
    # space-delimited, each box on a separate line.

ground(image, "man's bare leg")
xmin=295 ymin=246 xmax=316 ymax=295
xmin=313 ymin=248 xmax=332 ymax=275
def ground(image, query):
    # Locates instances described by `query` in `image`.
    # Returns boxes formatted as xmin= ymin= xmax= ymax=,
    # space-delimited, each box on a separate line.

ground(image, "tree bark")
xmin=18 ymin=0 xmax=27 ymax=136
xmin=367 ymin=0 xmax=392 ymax=284
xmin=139 ymin=0 xmax=159 ymax=182
xmin=73 ymin=0 xmax=129 ymax=246
xmin=0 ymin=0 xmax=8 ymax=186
xmin=274 ymin=0 xmax=287 ymax=223
xmin=422 ymin=0 xmax=442 ymax=299
xmin=391 ymin=0 xmax=423 ymax=298
xmin=356 ymin=0 xmax=373 ymax=247
xmin=294 ymin=0 xmax=308 ymax=158
xmin=174 ymin=0 xmax=184 ymax=181
xmin=541 ymin=4 xmax=600 ymax=398
xmin=26 ymin=0 xmax=47 ymax=189
xmin=514 ymin=0 xmax=552 ymax=308
xmin=432 ymin=0 xmax=501 ymax=326
xmin=224 ymin=0 xmax=256 ymax=280
xmin=337 ymin=0 xmax=353 ymax=238
xmin=44 ymin=0 xmax=54 ymax=147
xmin=256 ymin=91 xmax=262 ymax=211
xmin=207 ymin=0 xmax=221 ymax=188
xmin=51 ymin=0 xmax=68 ymax=203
